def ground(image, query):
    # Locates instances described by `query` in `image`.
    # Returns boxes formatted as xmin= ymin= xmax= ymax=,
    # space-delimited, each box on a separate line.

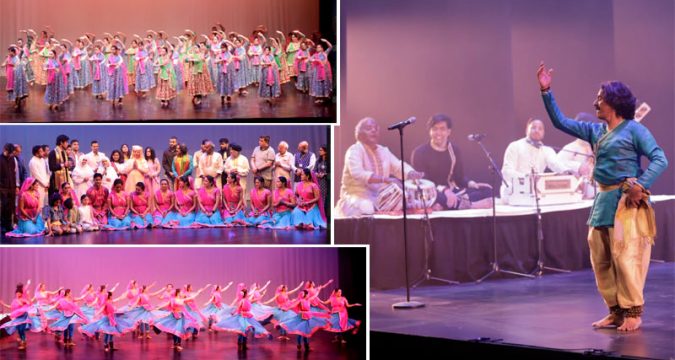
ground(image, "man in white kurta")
xmin=198 ymin=142 xmax=224 ymax=189
xmin=224 ymin=144 xmax=250 ymax=201
xmin=70 ymin=139 xmax=85 ymax=171
xmin=85 ymin=141 xmax=107 ymax=171
xmin=335 ymin=117 xmax=424 ymax=218
xmin=274 ymin=141 xmax=295 ymax=185
xmin=28 ymin=146 xmax=50 ymax=209
xmin=192 ymin=142 xmax=206 ymax=189
xmin=500 ymin=119 xmax=571 ymax=202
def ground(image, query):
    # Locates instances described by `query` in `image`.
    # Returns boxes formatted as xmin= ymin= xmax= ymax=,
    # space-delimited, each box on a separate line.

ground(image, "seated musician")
xmin=335 ymin=117 xmax=424 ymax=218
xmin=410 ymin=114 xmax=492 ymax=210
xmin=500 ymin=118 xmax=579 ymax=203
xmin=556 ymin=113 xmax=596 ymax=199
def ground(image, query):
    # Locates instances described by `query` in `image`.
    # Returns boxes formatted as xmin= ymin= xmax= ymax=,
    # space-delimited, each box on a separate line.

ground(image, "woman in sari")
xmin=222 ymin=172 xmax=246 ymax=226
xmin=260 ymin=176 xmax=296 ymax=230
xmin=152 ymin=179 xmax=177 ymax=227
xmin=194 ymin=175 xmax=223 ymax=227
xmin=6 ymin=178 xmax=46 ymax=237
xmin=245 ymin=176 xmax=272 ymax=227
xmin=173 ymin=175 xmax=197 ymax=228
xmin=171 ymin=144 xmax=193 ymax=190
xmin=105 ymin=179 xmax=131 ymax=230
xmin=129 ymin=182 xmax=153 ymax=229
xmin=291 ymin=169 xmax=326 ymax=230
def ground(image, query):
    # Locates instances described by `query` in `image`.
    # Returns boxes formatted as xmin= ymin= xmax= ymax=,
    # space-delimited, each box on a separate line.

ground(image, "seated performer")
xmin=411 ymin=114 xmax=493 ymax=210
xmin=500 ymin=118 xmax=572 ymax=203
xmin=557 ymin=113 xmax=596 ymax=199
xmin=335 ymin=117 xmax=423 ymax=218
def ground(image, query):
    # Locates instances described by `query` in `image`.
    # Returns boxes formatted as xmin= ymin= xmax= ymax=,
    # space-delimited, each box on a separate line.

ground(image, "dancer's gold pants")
xmin=588 ymin=227 xmax=651 ymax=310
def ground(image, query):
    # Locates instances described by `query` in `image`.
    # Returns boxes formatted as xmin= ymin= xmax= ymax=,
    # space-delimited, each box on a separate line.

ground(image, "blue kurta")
xmin=541 ymin=91 xmax=668 ymax=227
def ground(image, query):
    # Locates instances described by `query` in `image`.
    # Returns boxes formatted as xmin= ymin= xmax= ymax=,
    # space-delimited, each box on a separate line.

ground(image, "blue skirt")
xmin=106 ymin=67 xmax=127 ymax=100
xmin=121 ymin=306 xmax=157 ymax=326
xmin=48 ymin=312 xmax=87 ymax=331
xmin=295 ymin=69 xmax=310 ymax=92
xmin=258 ymin=69 xmax=281 ymax=98
xmin=270 ymin=307 xmax=297 ymax=326
xmin=260 ymin=210 xmax=294 ymax=229
xmin=0 ymin=312 xmax=43 ymax=334
xmin=325 ymin=313 xmax=361 ymax=333
xmin=213 ymin=314 xmax=269 ymax=337
xmin=44 ymin=75 xmax=67 ymax=105
xmin=223 ymin=210 xmax=246 ymax=225
xmin=250 ymin=303 xmax=274 ymax=321
xmin=244 ymin=213 xmax=271 ymax=227
xmin=309 ymin=68 xmax=332 ymax=98
xmin=202 ymin=303 xmax=230 ymax=322
xmin=6 ymin=216 xmax=46 ymax=237
xmin=173 ymin=63 xmax=184 ymax=92
xmin=216 ymin=66 xmax=235 ymax=96
xmin=81 ymin=305 xmax=96 ymax=321
xmin=7 ymin=65 xmax=29 ymax=101
xmin=135 ymin=64 xmax=154 ymax=92
xmin=174 ymin=212 xmax=196 ymax=228
xmin=79 ymin=314 xmax=135 ymax=337
xmin=278 ymin=313 xmax=328 ymax=337
xmin=130 ymin=213 xmax=153 ymax=229
xmin=153 ymin=211 xmax=178 ymax=227
xmin=154 ymin=313 xmax=199 ymax=338
xmin=92 ymin=75 xmax=106 ymax=95
xmin=291 ymin=206 xmax=326 ymax=229
xmin=106 ymin=214 xmax=131 ymax=230
xmin=195 ymin=210 xmax=224 ymax=227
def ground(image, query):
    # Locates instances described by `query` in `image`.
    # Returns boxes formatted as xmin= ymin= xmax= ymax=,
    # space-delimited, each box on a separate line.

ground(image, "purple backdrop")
xmin=337 ymin=0 xmax=674 ymax=198
xmin=0 ymin=248 xmax=341 ymax=304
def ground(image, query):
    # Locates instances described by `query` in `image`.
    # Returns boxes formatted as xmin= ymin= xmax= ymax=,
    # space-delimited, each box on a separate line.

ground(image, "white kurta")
xmin=557 ymin=139 xmax=595 ymax=198
xmin=78 ymin=205 xmax=98 ymax=230
xmin=85 ymin=151 xmax=107 ymax=170
xmin=335 ymin=142 xmax=414 ymax=218
xmin=274 ymin=152 xmax=295 ymax=184
xmin=29 ymin=156 xmax=50 ymax=209
xmin=198 ymin=152 xmax=224 ymax=189
xmin=192 ymin=150 xmax=204 ymax=189
xmin=500 ymin=137 xmax=571 ymax=201
xmin=224 ymin=155 xmax=251 ymax=200
xmin=71 ymin=165 xmax=95 ymax=200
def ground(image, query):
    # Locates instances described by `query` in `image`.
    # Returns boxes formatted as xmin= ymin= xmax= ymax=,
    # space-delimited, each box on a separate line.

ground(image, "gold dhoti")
xmin=588 ymin=181 xmax=656 ymax=317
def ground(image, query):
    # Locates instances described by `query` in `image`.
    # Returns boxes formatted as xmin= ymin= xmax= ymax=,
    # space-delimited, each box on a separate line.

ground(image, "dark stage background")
xmin=1 ymin=124 xmax=328 ymax=188
xmin=337 ymin=0 xmax=675 ymax=198
xmin=0 ymin=0 xmax=324 ymax=52
xmin=0 ymin=247 xmax=365 ymax=308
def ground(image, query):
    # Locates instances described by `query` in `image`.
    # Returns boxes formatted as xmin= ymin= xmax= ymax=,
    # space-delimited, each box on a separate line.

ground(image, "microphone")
xmin=387 ymin=117 xmax=417 ymax=130
xmin=467 ymin=133 xmax=486 ymax=142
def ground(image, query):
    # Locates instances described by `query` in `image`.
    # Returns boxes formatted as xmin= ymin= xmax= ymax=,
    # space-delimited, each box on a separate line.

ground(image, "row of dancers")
xmin=7 ymin=171 xmax=327 ymax=237
xmin=3 ymin=26 xmax=334 ymax=110
xmin=1 ymin=279 xmax=361 ymax=352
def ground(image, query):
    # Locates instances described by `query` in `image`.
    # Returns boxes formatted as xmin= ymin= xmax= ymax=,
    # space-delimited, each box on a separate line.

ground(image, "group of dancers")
xmin=2 ymin=25 xmax=334 ymax=110
xmin=1 ymin=279 xmax=361 ymax=352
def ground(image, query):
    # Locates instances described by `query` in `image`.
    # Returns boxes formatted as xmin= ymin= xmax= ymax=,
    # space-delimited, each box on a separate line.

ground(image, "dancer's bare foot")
xmin=592 ymin=313 xmax=623 ymax=328
xmin=617 ymin=317 xmax=642 ymax=331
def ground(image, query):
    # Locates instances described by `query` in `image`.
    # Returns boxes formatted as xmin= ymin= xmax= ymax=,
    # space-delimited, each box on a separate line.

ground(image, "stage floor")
xmin=0 ymin=328 xmax=362 ymax=360
xmin=371 ymin=263 xmax=675 ymax=359
xmin=0 ymin=227 xmax=329 ymax=245
xmin=0 ymin=78 xmax=335 ymax=122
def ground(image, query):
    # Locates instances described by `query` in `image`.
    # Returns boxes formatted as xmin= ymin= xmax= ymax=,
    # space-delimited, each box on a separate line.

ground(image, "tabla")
xmin=404 ymin=179 xmax=437 ymax=209
xmin=375 ymin=182 xmax=403 ymax=212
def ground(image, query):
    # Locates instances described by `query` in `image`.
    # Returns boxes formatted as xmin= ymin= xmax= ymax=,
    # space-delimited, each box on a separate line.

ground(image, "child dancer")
xmin=106 ymin=43 xmax=128 ymax=107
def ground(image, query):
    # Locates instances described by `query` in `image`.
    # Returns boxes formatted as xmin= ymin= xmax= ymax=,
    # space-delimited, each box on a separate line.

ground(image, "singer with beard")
xmin=538 ymin=62 xmax=668 ymax=332
xmin=410 ymin=114 xmax=492 ymax=210
xmin=335 ymin=117 xmax=424 ymax=218
xmin=499 ymin=118 xmax=571 ymax=203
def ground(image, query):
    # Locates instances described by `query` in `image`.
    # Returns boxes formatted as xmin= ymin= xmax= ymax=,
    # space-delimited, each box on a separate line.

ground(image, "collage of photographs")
xmin=1 ymin=0 xmax=674 ymax=359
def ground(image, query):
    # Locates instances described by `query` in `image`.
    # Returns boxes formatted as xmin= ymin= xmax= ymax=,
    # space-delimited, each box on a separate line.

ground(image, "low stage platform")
xmin=336 ymin=196 xmax=674 ymax=289
xmin=371 ymin=263 xmax=674 ymax=359
xmin=0 ymin=226 xmax=328 ymax=245
xmin=0 ymin=78 xmax=335 ymax=123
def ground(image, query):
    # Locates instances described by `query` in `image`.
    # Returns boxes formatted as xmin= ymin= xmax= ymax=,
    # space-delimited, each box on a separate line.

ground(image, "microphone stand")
xmin=392 ymin=125 xmax=424 ymax=309
xmin=529 ymin=168 xmax=570 ymax=276
xmin=412 ymin=180 xmax=460 ymax=288
xmin=475 ymin=139 xmax=534 ymax=283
